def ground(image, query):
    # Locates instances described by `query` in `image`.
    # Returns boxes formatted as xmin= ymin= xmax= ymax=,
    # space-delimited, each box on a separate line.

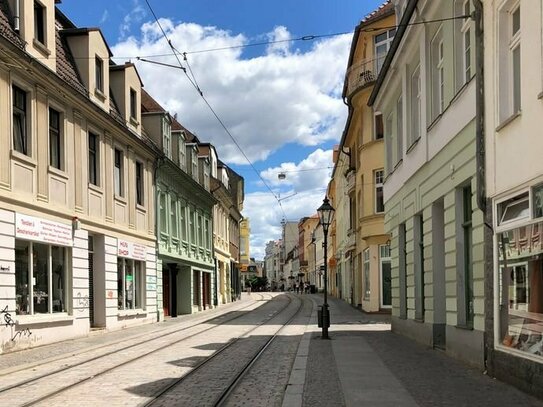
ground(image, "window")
xmin=13 ymin=85 xmax=28 ymax=155
xmin=414 ymin=214 xmax=425 ymax=321
xmin=88 ymin=132 xmax=99 ymax=186
xmin=15 ymin=240 xmax=68 ymax=315
xmin=349 ymin=194 xmax=356 ymax=230
xmin=374 ymin=29 xmax=395 ymax=73
xmin=170 ymin=196 xmax=178 ymax=239
xmin=189 ymin=208 xmax=195 ymax=242
xmin=380 ymin=244 xmax=392 ymax=308
xmin=410 ymin=65 xmax=421 ymax=146
xmin=49 ymin=108 xmax=62 ymax=169
xmin=375 ymin=170 xmax=384 ymax=213
xmin=114 ymin=148 xmax=123 ymax=197
xmin=499 ymin=192 xmax=529 ymax=225
xmin=374 ymin=113 xmax=384 ymax=140
xmin=499 ymin=3 xmax=521 ymax=121
xmin=204 ymin=219 xmax=210 ymax=250
xmin=198 ymin=214 xmax=203 ymax=247
xmin=533 ymin=184 xmax=543 ymax=219
xmin=396 ymin=95 xmax=403 ymax=162
xmin=95 ymin=56 xmax=104 ymax=93
xmin=130 ymin=88 xmax=137 ymax=120
xmin=178 ymin=133 xmax=186 ymax=170
xmin=511 ymin=5 xmax=521 ymax=114
xmin=363 ymin=248 xmax=370 ymax=300
xmin=117 ymin=258 xmax=143 ymax=310
xmin=136 ymin=161 xmax=144 ymax=206
xmin=431 ymin=28 xmax=445 ymax=118
xmin=179 ymin=201 xmax=186 ymax=241
xmin=457 ymin=186 xmax=474 ymax=327
xmin=34 ymin=1 xmax=45 ymax=45
xmin=159 ymin=193 xmax=167 ymax=233
xmin=385 ymin=113 xmax=394 ymax=174
xmin=192 ymin=148 xmax=198 ymax=180
xmin=462 ymin=1 xmax=472 ymax=83
xmin=163 ymin=118 xmax=171 ymax=158
xmin=399 ymin=223 xmax=407 ymax=319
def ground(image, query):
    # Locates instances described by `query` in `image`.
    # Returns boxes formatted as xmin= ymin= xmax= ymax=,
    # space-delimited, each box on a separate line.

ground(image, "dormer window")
xmin=163 ymin=118 xmax=171 ymax=158
xmin=178 ymin=133 xmax=186 ymax=170
xmin=34 ymin=1 xmax=45 ymax=45
xmin=192 ymin=148 xmax=198 ymax=180
xmin=130 ymin=88 xmax=137 ymax=121
xmin=95 ymin=56 xmax=104 ymax=93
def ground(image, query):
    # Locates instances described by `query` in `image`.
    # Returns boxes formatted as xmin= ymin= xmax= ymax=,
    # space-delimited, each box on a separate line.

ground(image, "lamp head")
xmin=317 ymin=196 xmax=335 ymax=233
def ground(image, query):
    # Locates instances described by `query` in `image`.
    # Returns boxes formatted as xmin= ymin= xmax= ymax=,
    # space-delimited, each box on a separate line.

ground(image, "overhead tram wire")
xmin=143 ymin=0 xmax=290 ymax=222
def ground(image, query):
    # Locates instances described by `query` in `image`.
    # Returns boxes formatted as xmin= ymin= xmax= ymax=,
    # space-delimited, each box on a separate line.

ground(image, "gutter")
xmin=473 ymin=0 xmax=486 ymax=215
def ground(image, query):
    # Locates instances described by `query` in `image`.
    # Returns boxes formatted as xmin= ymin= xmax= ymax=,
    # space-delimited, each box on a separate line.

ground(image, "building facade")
xmin=482 ymin=0 xmax=543 ymax=396
xmin=341 ymin=2 xmax=395 ymax=312
xmin=0 ymin=1 xmax=159 ymax=352
xmin=370 ymin=0 xmax=486 ymax=368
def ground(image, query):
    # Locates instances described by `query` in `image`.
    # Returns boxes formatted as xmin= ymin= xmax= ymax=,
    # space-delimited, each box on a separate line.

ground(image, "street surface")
xmin=0 ymin=293 xmax=541 ymax=406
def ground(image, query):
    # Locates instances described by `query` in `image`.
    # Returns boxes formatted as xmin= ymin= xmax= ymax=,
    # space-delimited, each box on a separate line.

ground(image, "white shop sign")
xmin=117 ymin=239 xmax=147 ymax=261
xmin=15 ymin=213 xmax=73 ymax=247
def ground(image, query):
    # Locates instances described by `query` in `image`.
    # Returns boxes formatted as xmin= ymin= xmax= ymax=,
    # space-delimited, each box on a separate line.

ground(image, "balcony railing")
xmin=345 ymin=55 xmax=386 ymax=97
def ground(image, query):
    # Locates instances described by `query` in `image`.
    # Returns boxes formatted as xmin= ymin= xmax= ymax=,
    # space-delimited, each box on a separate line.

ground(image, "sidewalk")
xmin=287 ymin=295 xmax=543 ymax=407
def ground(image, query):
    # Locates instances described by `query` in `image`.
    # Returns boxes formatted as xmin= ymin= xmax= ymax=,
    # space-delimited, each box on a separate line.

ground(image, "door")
xmin=88 ymin=236 xmax=95 ymax=327
xmin=163 ymin=269 xmax=170 ymax=317
xmin=380 ymin=245 xmax=392 ymax=308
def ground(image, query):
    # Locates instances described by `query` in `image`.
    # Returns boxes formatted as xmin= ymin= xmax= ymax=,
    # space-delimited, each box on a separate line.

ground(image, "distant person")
xmin=247 ymin=283 xmax=251 ymax=295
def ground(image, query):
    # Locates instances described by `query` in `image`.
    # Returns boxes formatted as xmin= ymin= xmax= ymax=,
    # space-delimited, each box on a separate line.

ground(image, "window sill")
xmin=129 ymin=117 xmax=139 ymax=126
xmin=94 ymin=88 xmax=106 ymax=102
xmin=114 ymin=195 xmax=127 ymax=205
xmin=33 ymin=39 xmax=51 ymax=57
xmin=11 ymin=150 xmax=36 ymax=167
xmin=496 ymin=111 xmax=521 ymax=132
xmin=48 ymin=165 xmax=68 ymax=180
xmin=136 ymin=203 xmax=146 ymax=212
xmin=16 ymin=313 xmax=73 ymax=326
xmin=455 ymin=324 xmax=474 ymax=331
xmin=406 ymin=138 xmax=420 ymax=155
xmin=118 ymin=309 xmax=146 ymax=317
xmin=88 ymin=183 xmax=103 ymax=194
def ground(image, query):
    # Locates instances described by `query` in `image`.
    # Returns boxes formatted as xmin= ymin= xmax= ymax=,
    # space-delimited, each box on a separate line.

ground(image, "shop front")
xmin=491 ymin=186 xmax=543 ymax=395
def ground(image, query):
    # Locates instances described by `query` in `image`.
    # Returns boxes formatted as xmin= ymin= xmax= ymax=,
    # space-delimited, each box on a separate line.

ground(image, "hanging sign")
xmin=15 ymin=213 xmax=73 ymax=247
xmin=117 ymin=239 xmax=147 ymax=261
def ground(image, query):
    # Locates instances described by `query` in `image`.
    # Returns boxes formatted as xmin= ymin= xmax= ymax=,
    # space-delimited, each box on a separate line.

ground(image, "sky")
xmin=58 ymin=0 xmax=386 ymax=260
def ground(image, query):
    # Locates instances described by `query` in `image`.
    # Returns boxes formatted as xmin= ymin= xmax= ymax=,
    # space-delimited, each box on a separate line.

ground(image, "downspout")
xmin=14 ymin=0 xmax=20 ymax=31
xmin=153 ymin=156 xmax=165 ymax=320
xmin=474 ymin=0 xmax=485 ymax=215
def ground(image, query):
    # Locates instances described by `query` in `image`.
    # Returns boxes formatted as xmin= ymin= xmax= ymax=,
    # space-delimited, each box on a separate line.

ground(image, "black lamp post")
xmin=317 ymin=196 xmax=335 ymax=339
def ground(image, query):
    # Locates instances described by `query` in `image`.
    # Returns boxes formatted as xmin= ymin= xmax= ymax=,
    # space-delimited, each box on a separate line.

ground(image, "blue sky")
xmin=58 ymin=0 xmax=386 ymax=259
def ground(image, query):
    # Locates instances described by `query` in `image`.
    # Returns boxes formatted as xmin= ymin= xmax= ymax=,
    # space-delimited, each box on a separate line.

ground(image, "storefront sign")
xmin=15 ymin=213 xmax=73 ymax=247
xmin=117 ymin=239 xmax=147 ymax=261
xmin=146 ymin=275 xmax=156 ymax=291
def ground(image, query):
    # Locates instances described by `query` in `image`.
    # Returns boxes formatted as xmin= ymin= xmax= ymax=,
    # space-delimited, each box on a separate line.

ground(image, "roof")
xmin=110 ymin=62 xmax=144 ymax=87
xmin=0 ymin=0 xmax=25 ymax=49
xmin=60 ymin=27 xmax=113 ymax=57
xmin=141 ymin=88 xmax=167 ymax=113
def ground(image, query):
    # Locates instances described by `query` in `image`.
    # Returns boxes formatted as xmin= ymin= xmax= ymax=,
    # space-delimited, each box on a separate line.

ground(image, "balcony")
xmin=345 ymin=55 xmax=386 ymax=97
xmin=346 ymin=169 xmax=355 ymax=193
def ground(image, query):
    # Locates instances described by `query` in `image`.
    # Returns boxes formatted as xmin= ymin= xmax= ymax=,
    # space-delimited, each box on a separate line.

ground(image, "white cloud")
xmin=260 ymin=148 xmax=333 ymax=193
xmin=111 ymin=20 xmax=350 ymax=164
xmin=99 ymin=10 xmax=109 ymax=25
xmin=119 ymin=0 xmax=146 ymax=40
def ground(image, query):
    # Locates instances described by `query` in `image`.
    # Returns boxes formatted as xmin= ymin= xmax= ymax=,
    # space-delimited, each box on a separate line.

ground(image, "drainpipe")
xmin=473 ymin=0 xmax=485 ymax=215
xmin=153 ymin=156 xmax=165 ymax=320
xmin=14 ymin=0 xmax=20 ymax=31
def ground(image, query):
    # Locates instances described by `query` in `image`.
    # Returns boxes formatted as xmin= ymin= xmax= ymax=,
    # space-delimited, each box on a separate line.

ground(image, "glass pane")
xmin=125 ymin=260 xmax=134 ymax=309
xmin=51 ymin=246 xmax=66 ymax=313
xmin=15 ymin=240 xmax=30 ymax=315
xmin=117 ymin=258 xmax=124 ymax=310
xmin=33 ymin=243 xmax=49 ymax=314
xmin=382 ymin=260 xmax=392 ymax=306
xmin=135 ymin=261 xmax=142 ymax=309
xmin=533 ymin=184 xmax=543 ymax=219
xmin=512 ymin=45 xmax=521 ymax=113
xmin=512 ymin=7 xmax=520 ymax=36
xmin=500 ymin=196 xmax=529 ymax=224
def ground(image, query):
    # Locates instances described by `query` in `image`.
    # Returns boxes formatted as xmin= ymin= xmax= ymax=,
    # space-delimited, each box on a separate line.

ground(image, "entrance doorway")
xmin=162 ymin=268 xmax=170 ymax=317
xmin=88 ymin=235 xmax=96 ymax=327
xmin=380 ymin=245 xmax=392 ymax=308
xmin=432 ymin=199 xmax=446 ymax=350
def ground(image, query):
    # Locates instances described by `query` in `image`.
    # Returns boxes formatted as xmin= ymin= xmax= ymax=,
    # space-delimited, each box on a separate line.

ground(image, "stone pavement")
xmin=283 ymin=294 xmax=543 ymax=407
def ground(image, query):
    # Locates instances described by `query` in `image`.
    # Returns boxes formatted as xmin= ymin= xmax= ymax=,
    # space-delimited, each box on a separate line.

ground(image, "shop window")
xmin=117 ymin=258 xmax=143 ymax=310
xmin=399 ymin=223 xmax=407 ymax=319
xmin=15 ymin=240 xmax=68 ymax=315
xmin=498 ymin=192 xmax=529 ymax=225
xmin=498 ymin=224 xmax=543 ymax=357
xmin=380 ymin=244 xmax=392 ymax=308
xmin=532 ymin=184 xmax=543 ymax=219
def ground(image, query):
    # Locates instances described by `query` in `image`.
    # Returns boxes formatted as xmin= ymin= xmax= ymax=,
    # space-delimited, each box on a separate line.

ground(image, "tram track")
xmin=0 ymin=294 xmax=283 ymax=406
xmin=143 ymin=294 xmax=308 ymax=407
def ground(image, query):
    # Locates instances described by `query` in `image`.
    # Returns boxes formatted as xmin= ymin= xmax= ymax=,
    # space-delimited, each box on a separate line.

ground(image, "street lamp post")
xmin=317 ymin=196 xmax=335 ymax=339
